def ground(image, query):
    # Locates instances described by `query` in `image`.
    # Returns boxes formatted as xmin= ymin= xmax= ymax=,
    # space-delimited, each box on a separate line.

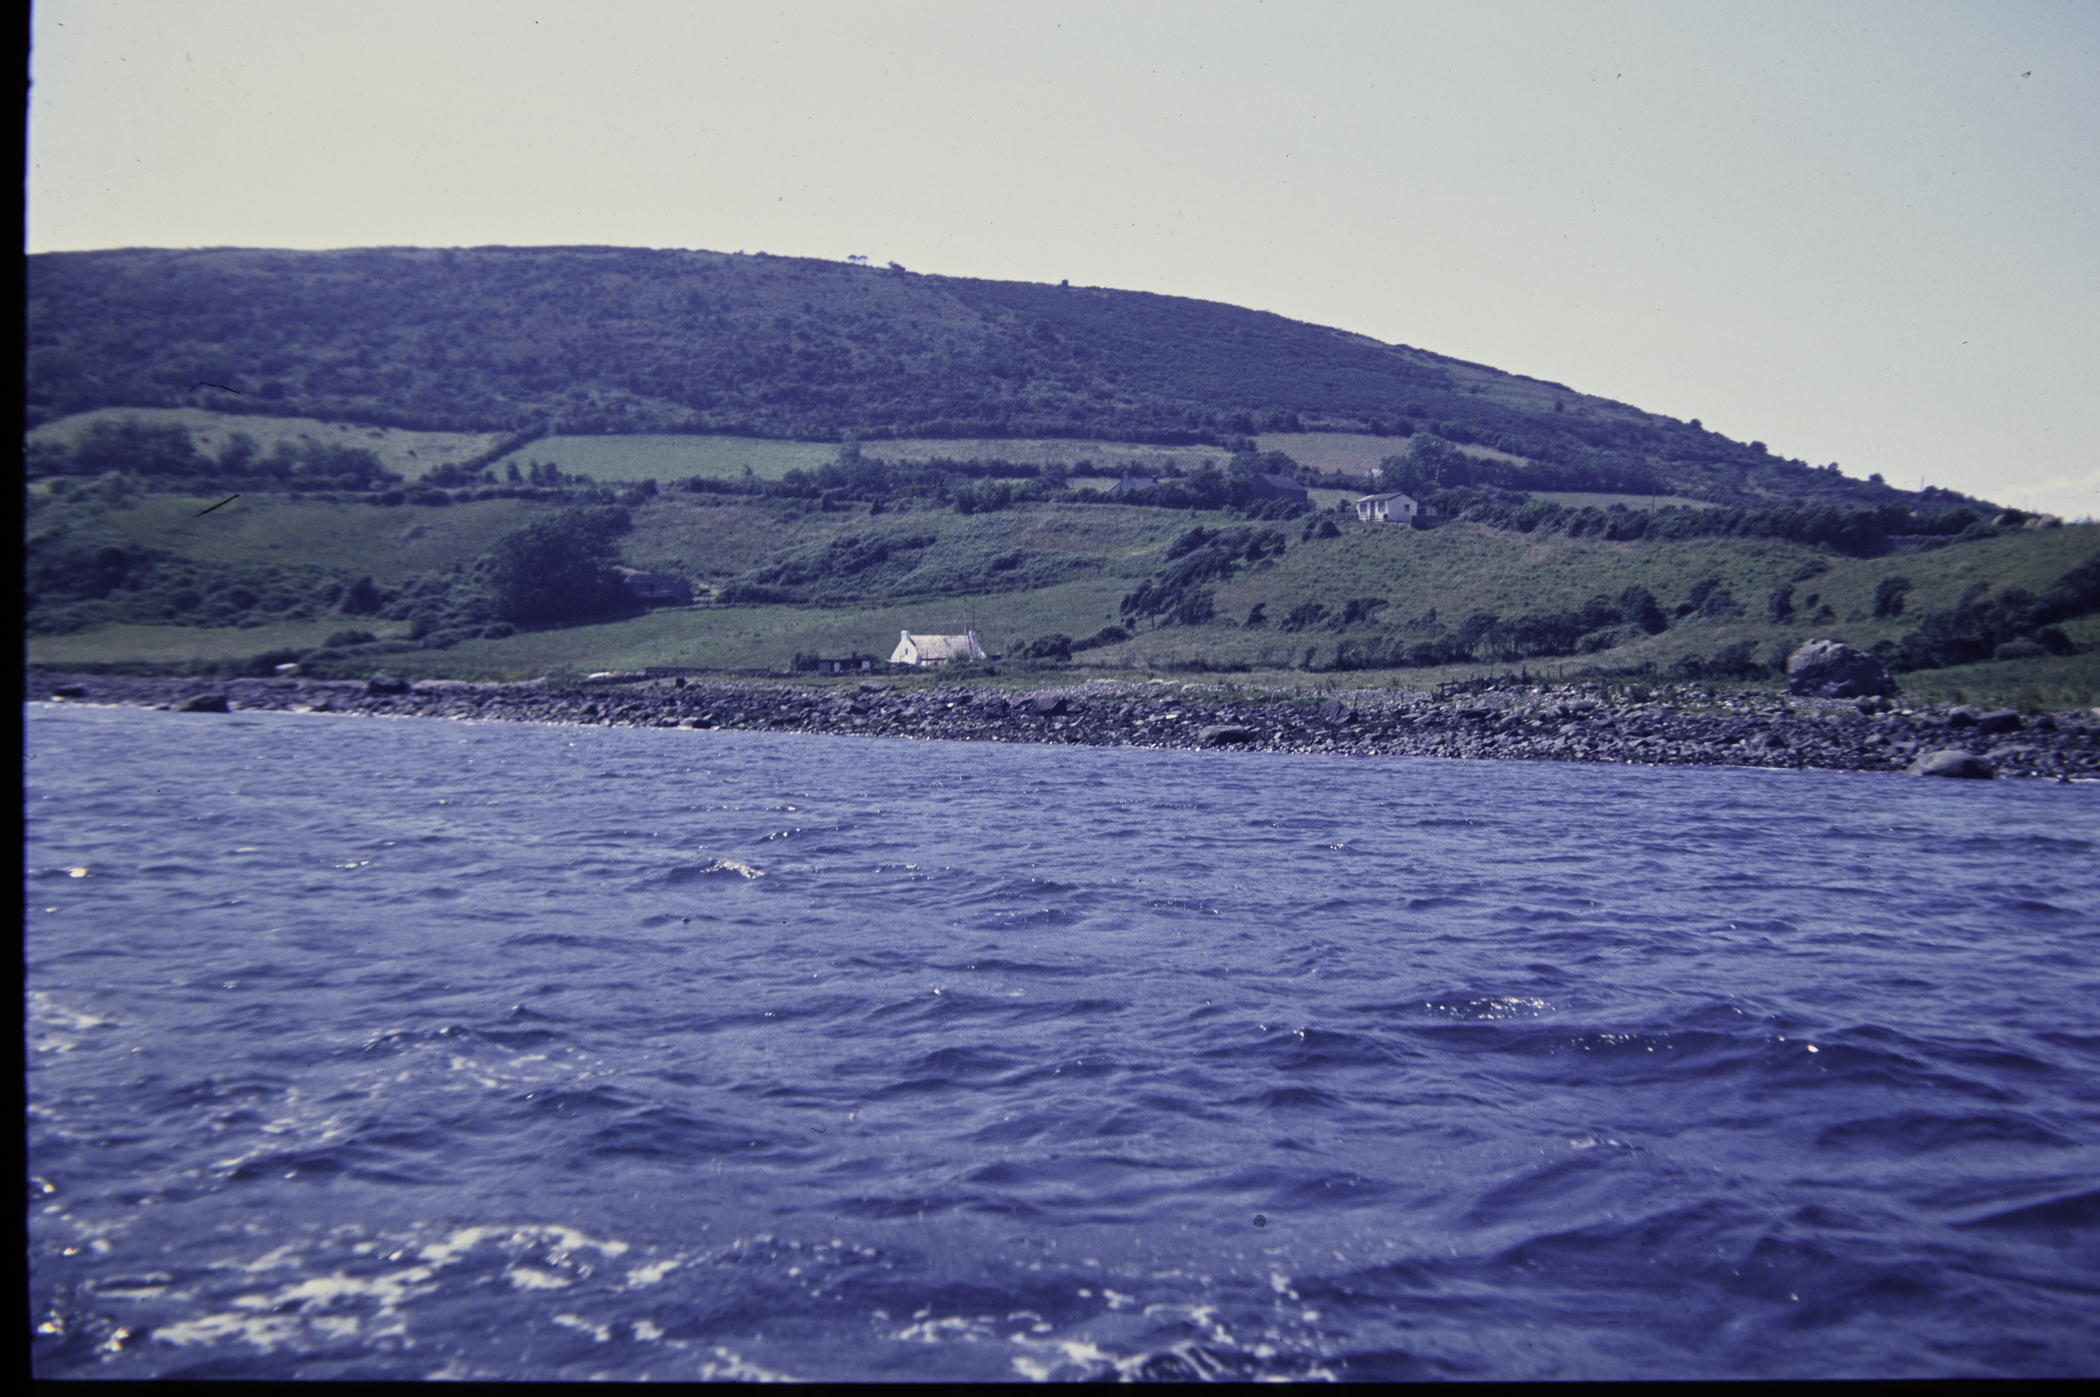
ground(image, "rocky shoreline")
xmin=29 ymin=671 xmax=2100 ymax=782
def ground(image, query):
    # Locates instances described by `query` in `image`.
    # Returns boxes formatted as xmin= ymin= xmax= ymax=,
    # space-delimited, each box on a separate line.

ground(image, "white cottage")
xmin=1356 ymin=491 xmax=1421 ymax=523
xmin=890 ymin=630 xmax=988 ymax=666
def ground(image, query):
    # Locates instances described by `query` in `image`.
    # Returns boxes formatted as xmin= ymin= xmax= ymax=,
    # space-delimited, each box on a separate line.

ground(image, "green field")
xmin=620 ymin=494 xmax=1195 ymax=591
xmin=27 ymin=618 xmax=413 ymax=669
xmin=37 ymin=492 xmax=551 ymax=583
xmin=492 ymin=434 xmax=839 ymax=484
xmin=864 ymin=438 xmax=1226 ymax=472
xmin=1880 ymin=642 xmax=2100 ymax=710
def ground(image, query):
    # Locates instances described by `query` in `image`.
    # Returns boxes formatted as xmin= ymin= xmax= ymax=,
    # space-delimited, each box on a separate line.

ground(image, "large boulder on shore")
xmin=1908 ymin=749 xmax=1995 ymax=779
xmin=1787 ymin=640 xmax=1897 ymax=698
xmin=174 ymin=693 xmax=229 ymax=713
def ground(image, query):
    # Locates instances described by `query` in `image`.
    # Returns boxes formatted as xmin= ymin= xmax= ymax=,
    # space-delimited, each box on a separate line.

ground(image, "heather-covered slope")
xmin=25 ymin=245 xmax=1938 ymax=510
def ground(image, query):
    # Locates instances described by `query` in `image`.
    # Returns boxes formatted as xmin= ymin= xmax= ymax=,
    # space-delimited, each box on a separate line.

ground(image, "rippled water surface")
xmin=25 ymin=703 xmax=2100 ymax=1380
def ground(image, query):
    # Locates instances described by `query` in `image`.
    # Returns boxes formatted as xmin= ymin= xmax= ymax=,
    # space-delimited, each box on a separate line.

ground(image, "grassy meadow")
xmin=28 ymin=618 xmax=414 ymax=669
xmin=489 ymin=434 xmax=838 ymax=484
xmin=41 ymin=491 xmax=550 ymax=583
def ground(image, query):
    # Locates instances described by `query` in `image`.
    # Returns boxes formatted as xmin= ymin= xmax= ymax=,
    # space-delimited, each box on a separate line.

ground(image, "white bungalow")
xmin=1356 ymin=491 xmax=1421 ymax=523
xmin=890 ymin=630 xmax=988 ymax=666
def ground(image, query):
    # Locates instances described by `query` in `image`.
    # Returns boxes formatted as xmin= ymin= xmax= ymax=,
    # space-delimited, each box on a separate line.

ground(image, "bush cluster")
xmin=1881 ymin=552 xmax=2098 ymax=671
xmin=23 ymin=534 xmax=350 ymax=634
xmin=1119 ymin=525 xmax=1291 ymax=628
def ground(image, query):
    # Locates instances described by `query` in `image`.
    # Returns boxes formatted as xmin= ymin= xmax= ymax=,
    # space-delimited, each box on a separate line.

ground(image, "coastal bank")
xmin=29 ymin=672 xmax=2100 ymax=781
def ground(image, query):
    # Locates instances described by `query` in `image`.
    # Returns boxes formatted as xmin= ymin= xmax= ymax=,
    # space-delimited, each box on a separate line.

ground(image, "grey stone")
xmin=175 ymin=693 xmax=229 ymax=713
xmin=366 ymin=674 xmax=411 ymax=695
xmin=1975 ymin=709 xmax=2023 ymax=735
xmin=1945 ymin=707 xmax=1982 ymax=728
xmin=1908 ymin=749 xmax=1995 ymax=779
xmin=49 ymin=684 xmax=87 ymax=699
xmin=1198 ymin=724 xmax=1258 ymax=746
xmin=1030 ymin=695 xmax=1068 ymax=717
xmin=1787 ymin=639 xmax=1897 ymax=698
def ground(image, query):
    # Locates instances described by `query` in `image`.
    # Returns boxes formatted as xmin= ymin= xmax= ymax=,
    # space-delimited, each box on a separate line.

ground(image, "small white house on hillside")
xmin=1356 ymin=492 xmax=1420 ymax=523
xmin=890 ymin=630 xmax=988 ymax=666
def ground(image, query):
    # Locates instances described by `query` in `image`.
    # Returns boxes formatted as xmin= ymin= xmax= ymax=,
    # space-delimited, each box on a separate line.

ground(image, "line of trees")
xmin=25 ymin=419 xmax=403 ymax=493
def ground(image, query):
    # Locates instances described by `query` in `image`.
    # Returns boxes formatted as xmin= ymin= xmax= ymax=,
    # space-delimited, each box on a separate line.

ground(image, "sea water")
xmin=25 ymin=703 xmax=2100 ymax=1380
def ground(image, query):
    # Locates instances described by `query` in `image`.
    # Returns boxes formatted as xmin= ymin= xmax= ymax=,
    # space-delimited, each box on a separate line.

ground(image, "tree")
xmin=486 ymin=507 xmax=640 ymax=626
xmin=1873 ymin=577 xmax=1912 ymax=619
xmin=339 ymin=576 xmax=383 ymax=614
xmin=1619 ymin=585 xmax=1668 ymax=634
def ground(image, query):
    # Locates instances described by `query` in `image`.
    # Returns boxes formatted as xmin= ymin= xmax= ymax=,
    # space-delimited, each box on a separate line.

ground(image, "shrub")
xmin=1620 ymin=585 xmax=1669 ymax=634
xmin=1021 ymin=634 xmax=1074 ymax=661
xmin=335 ymin=576 xmax=383 ymax=614
xmin=325 ymin=629 xmax=378 ymax=647
xmin=1170 ymin=590 xmax=1216 ymax=626
xmin=1336 ymin=597 xmax=1388 ymax=628
xmin=1070 ymin=624 xmax=1130 ymax=652
xmin=486 ymin=506 xmax=640 ymax=627
xmin=1280 ymin=601 xmax=1328 ymax=632
xmin=1873 ymin=576 xmax=1912 ymax=619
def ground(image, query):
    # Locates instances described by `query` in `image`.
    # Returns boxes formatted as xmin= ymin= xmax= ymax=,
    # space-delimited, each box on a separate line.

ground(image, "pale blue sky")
xmin=27 ymin=0 xmax=2100 ymax=517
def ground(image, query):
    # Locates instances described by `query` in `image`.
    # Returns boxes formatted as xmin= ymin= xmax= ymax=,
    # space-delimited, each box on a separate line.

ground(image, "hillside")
xmin=25 ymin=466 xmax=2099 ymax=712
xmin=30 ymin=244 xmax=2089 ymax=710
xmin=24 ymin=245 xmax=1967 ymax=512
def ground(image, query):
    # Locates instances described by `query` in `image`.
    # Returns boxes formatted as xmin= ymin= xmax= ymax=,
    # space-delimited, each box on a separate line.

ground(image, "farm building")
xmin=1355 ymin=492 xmax=1420 ymax=524
xmin=1107 ymin=474 xmax=1158 ymax=496
xmin=617 ymin=568 xmax=693 ymax=605
xmin=1249 ymin=473 xmax=1309 ymax=504
xmin=890 ymin=630 xmax=988 ymax=667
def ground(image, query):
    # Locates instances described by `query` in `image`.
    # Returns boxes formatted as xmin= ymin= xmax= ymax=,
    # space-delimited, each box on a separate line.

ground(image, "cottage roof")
xmin=1357 ymin=491 xmax=1416 ymax=504
xmin=891 ymin=630 xmax=987 ymax=663
xmin=910 ymin=634 xmax=980 ymax=659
